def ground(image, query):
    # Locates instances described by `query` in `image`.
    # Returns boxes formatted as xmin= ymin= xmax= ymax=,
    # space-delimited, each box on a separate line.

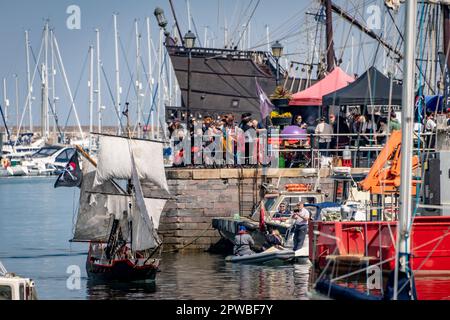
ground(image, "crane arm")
xmin=359 ymin=130 xmax=420 ymax=195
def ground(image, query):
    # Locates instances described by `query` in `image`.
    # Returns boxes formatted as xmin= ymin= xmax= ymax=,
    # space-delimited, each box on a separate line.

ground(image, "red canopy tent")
xmin=289 ymin=67 xmax=354 ymax=106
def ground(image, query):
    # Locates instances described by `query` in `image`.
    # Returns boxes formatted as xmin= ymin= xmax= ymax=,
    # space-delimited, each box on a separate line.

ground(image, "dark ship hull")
xmin=86 ymin=257 xmax=159 ymax=282
xmin=167 ymin=46 xmax=309 ymax=119
xmin=86 ymin=244 xmax=160 ymax=282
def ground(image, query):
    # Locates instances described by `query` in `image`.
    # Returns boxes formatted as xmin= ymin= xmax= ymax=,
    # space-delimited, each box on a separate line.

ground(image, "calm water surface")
xmin=0 ymin=177 xmax=310 ymax=300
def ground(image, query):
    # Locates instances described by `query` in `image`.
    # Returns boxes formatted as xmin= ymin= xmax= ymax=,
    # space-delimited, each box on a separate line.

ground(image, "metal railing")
xmin=164 ymin=131 xmax=438 ymax=169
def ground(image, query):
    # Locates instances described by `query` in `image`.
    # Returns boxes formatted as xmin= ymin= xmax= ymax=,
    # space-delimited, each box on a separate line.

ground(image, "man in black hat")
xmin=238 ymin=113 xmax=253 ymax=164
xmin=239 ymin=113 xmax=253 ymax=132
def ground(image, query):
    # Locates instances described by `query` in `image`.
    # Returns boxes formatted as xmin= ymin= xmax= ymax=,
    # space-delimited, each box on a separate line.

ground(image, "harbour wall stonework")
xmin=143 ymin=168 xmax=367 ymax=252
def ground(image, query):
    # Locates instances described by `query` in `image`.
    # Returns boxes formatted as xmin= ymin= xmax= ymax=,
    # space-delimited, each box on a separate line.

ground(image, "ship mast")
xmin=168 ymin=0 xmax=185 ymax=46
xmin=393 ymin=0 xmax=417 ymax=301
xmin=328 ymin=1 xmax=403 ymax=60
xmin=442 ymin=3 xmax=450 ymax=111
xmin=324 ymin=0 xmax=336 ymax=72
xmin=443 ymin=5 xmax=450 ymax=69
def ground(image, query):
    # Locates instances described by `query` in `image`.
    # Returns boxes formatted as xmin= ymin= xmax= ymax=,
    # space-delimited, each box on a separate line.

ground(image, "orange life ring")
xmin=1 ymin=158 xmax=10 ymax=169
xmin=285 ymin=184 xmax=311 ymax=192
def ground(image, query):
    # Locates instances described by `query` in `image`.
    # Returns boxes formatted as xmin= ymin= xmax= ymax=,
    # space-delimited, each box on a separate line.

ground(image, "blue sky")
xmin=0 ymin=0 xmax=400 ymax=129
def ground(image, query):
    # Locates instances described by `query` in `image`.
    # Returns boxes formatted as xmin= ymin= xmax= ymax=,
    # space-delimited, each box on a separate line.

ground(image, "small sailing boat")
xmin=56 ymin=130 xmax=169 ymax=282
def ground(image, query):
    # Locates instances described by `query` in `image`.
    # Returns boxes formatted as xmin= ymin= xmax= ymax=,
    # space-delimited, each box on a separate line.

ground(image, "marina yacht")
xmin=2 ymin=137 xmax=45 ymax=163
xmin=19 ymin=145 xmax=77 ymax=176
xmin=0 ymin=261 xmax=37 ymax=300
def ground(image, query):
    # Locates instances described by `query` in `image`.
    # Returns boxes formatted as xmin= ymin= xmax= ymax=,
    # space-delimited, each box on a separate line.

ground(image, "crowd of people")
xmin=166 ymin=109 xmax=441 ymax=167
xmin=167 ymin=112 xmax=265 ymax=166
xmin=168 ymin=113 xmax=264 ymax=140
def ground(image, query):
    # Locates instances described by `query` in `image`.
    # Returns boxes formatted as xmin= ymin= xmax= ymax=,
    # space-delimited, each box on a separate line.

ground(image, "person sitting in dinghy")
xmin=233 ymin=226 xmax=256 ymax=256
xmin=262 ymin=228 xmax=284 ymax=251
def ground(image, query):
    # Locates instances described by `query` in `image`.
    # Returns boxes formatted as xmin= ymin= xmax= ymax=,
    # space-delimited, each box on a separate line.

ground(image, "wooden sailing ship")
xmin=70 ymin=133 xmax=169 ymax=282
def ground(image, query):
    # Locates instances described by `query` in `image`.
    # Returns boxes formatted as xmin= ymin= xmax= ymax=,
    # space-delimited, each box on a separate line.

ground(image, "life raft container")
xmin=285 ymin=184 xmax=311 ymax=192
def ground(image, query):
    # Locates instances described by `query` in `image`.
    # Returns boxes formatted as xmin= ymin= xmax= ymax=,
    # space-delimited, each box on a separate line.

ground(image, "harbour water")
xmin=0 ymin=177 xmax=311 ymax=300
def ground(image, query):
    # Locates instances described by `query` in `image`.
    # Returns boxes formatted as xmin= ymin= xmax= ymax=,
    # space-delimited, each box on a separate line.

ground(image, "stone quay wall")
xmin=143 ymin=168 xmax=368 ymax=252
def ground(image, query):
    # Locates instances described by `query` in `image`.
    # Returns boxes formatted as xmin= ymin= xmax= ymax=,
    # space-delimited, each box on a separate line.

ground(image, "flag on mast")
xmin=255 ymin=78 xmax=274 ymax=120
xmin=54 ymin=151 xmax=82 ymax=188
xmin=259 ymin=200 xmax=267 ymax=232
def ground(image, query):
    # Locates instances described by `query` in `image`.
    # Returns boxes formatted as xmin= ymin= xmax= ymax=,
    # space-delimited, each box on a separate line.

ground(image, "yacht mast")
xmin=50 ymin=29 xmax=57 ymax=137
xmin=146 ymin=17 xmax=154 ymax=139
xmin=224 ymin=19 xmax=229 ymax=48
xmin=25 ymin=30 xmax=33 ymax=133
xmin=113 ymin=14 xmax=122 ymax=135
xmin=40 ymin=63 xmax=47 ymax=140
xmin=186 ymin=0 xmax=192 ymax=32
xmin=14 ymin=74 xmax=19 ymax=135
xmin=53 ymin=34 xmax=84 ymax=140
xmin=96 ymin=29 xmax=102 ymax=134
xmin=2 ymin=78 xmax=8 ymax=133
xmin=89 ymin=46 xmax=94 ymax=152
xmin=135 ymin=19 xmax=142 ymax=138
xmin=393 ymin=0 xmax=417 ymax=301
xmin=42 ymin=22 xmax=49 ymax=140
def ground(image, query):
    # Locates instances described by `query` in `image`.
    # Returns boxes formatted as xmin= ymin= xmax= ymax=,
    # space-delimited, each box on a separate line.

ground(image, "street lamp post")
xmin=184 ymin=30 xmax=196 ymax=130
xmin=271 ymin=40 xmax=284 ymax=86
xmin=154 ymin=7 xmax=168 ymax=30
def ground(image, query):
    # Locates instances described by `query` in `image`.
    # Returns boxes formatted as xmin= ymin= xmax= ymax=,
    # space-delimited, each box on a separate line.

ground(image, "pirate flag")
xmin=54 ymin=151 xmax=82 ymax=188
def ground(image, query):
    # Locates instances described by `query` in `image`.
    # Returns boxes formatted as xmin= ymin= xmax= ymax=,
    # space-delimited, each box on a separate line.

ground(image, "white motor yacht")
xmin=20 ymin=145 xmax=76 ymax=176
xmin=0 ymin=261 xmax=37 ymax=300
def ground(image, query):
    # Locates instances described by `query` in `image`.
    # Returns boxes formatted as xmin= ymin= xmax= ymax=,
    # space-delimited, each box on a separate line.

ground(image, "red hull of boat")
xmin=309 ymin=216 xmax=450 ymax=300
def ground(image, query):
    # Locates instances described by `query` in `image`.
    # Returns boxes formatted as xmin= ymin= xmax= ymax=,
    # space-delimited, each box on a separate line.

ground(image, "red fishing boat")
xmin=309 ymin=0 xmax=450 ymax=301
xmin=310 ymin=216 xmax=450 ymax=300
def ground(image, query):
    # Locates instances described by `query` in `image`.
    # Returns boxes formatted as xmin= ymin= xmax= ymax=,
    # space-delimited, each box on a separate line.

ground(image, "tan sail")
xmin=72 ymin=159 xmax=127 ymax=242
xmin=130 ymin=152 xmax=162 ymax=251
xmin=94 ymin=135 xmax=169 ymax=193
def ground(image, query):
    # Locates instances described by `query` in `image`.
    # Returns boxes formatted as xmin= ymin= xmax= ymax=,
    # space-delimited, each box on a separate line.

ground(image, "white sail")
xmin=130 ymin=152 xmax=162 ymax=251
xmin=143 ymin=198 xmax=166 ymax=230
xmin=94 ymin=135 xmax=169 ymax=193
xmin=72 ymin=159 xmax=127 ymax=242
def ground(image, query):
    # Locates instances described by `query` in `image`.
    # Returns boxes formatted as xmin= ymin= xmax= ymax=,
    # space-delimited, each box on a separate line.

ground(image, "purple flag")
xmin=255 ymin=79 xmax=274 ymax=119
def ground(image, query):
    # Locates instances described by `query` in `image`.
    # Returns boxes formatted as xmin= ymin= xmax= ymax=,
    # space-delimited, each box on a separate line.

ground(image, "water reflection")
xmin=85 ymin=253 xmax=311 ymax=300
xmin=87 ymin=280 xmax=157 ymax=300
xmin=1 ymin=178 xmax=311 ymax=300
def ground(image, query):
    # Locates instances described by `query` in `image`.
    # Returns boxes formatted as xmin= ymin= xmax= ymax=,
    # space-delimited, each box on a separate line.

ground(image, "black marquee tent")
xmin=322 ymin=66 xmax=403 ymax=106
